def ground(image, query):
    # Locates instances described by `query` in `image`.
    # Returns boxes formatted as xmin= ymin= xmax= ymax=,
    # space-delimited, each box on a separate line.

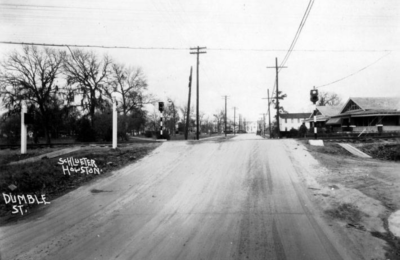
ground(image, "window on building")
xmin=285 ymin=118 xmax=287 ymax=123
xmin=291 ymin=118 xmax=293 ymax=123
xmin=298 ymin=118 xmax=300 ymax=123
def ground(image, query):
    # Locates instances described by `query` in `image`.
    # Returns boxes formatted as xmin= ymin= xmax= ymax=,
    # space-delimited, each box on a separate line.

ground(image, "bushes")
xmin=362 ymin=144 xmax=400 ymax=161
xmin=144 ymin=131 xmax=153 ymax=138
xmin=75 ymin=118 xmax=97 ymax=142
xmin=289 ymin=128 xmax=299 ymax=138
xmin=0 ymin=114 xmax=21 ymax=144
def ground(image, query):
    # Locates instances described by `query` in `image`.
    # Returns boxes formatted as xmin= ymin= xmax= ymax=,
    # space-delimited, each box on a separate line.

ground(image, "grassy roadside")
xmin=0 ymin=142 xmax=161 ymax=223
xmin=357 ymin=142 xmax=400 ymax=161
xmin=299 ymin=139 xmax=400 ymax=259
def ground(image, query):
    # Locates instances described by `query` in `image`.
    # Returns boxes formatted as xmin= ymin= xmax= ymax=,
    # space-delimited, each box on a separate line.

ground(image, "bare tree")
xmin=317 ymin=91 xmax=342 ymax=106
xmin=146 ymin=107 xmax=160 ymax=133
xmin=180 ymin=105 xmax=194 ymax=133
xmin=110 ymin=64 xmax=153 ymax=115
xmin=164 ymin=100 xmax=180 ymax=135
xmin=63 ymin=48 xmax=112 ymax=129
xmin=0 ymin=45 xmax=66 ymax=144
xmin=199 ymin=112 xmax=206 ymax=131
xmin=213 ymin=110 xmax=224 ymax=133
xmin=110 ymin=63 xmax=154 ymax=133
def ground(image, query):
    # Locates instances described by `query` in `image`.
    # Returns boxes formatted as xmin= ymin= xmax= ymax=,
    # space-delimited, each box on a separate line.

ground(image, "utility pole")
xmin=168 ymin=100 xmax=176 ymax=136
xmin=267 ymin=58 xmax=287 ymax=139
xmin=190 ymin=46 xmax=207 ymax=140
xmin=261 ymin=89 xmax=274 ymax=138
xmin=233 ymin=107 xmax=236 ymax=135
xmin=223 ymin=95 xmax=228 ymax=137
xmin=185 ymin=67 xmax=193 ymax=140
xmin=263 ymin=114 xmax=266 ymax=138
xmin=268 ymin=89 xmax=272 ymax=137
xmin=259 ymin=113 xmax=267 ymax=138
xmin=239 ymin=114 xmax=242 ymax=132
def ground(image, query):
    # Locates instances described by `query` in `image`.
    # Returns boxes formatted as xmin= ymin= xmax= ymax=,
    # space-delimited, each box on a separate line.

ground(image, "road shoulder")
xmin=283 ymin=139 xmax=391 ymax=260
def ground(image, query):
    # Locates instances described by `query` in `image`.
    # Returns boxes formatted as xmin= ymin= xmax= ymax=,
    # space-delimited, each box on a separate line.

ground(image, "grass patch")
xmin=359 ymin=143 xmax=400 ymax=161
xmin=371 ymin=230 xmax=400 ymax=259
xmin=0 ymin=148 xmax=56 ymax=165
xmin=370 ymin=217 xmax=400 ymax=259
xmin=325 ymin=203 xmax=363 ymax=223
xmin=0 ymin=143 xmax=160 ymax=221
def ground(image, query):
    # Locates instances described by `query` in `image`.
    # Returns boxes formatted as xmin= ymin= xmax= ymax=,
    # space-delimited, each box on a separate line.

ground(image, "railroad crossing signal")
xmin=158 ymin=102 xmax=164 ymax=113
xmin=310 ymin=89 xmax=319 ymax=104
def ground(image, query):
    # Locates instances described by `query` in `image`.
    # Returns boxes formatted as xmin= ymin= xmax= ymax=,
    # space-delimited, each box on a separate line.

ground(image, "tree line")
xmin=0 ymin=45 xmax=153 ymax=144
xmin=0 ymin=45 xmax=244 ymax=144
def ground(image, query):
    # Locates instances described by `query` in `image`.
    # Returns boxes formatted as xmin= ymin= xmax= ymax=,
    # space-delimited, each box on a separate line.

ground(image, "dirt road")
xmin=1 ymin=134 xmax=355 ymax=260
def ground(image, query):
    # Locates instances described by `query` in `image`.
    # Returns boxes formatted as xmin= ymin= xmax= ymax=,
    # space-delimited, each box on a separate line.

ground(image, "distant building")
xmin=279 ymin=113 xmax=311 ymax=133
xmin=329 ymin=97 xmax=400 ymax=133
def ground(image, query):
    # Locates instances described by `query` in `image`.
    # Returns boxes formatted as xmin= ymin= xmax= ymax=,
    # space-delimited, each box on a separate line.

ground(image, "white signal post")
xmin=112 ymin=93 xmax=118 ymax=149
xmin=160 ymin=115 xmax=163 ymax=136
xmin=21 ymin=102 xmax=27 ymax=154
xmin=314 ymin=103 xmax=317 ymax=138
xmin=158 ymin=102 xmax=164 ymax=138
xmin=310 ymin=87 xmax=319 ymax=139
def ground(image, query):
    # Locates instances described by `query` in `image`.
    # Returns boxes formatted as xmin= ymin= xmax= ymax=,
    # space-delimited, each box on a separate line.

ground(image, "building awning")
xmin=326 ymin=117 xmax=342 ymax=125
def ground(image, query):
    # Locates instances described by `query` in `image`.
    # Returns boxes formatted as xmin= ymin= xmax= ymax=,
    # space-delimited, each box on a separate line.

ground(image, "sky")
xmin=0 ymin=0 xmax=399 ymax=122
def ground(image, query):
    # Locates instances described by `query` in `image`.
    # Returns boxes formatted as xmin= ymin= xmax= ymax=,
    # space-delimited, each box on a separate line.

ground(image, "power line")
xmin=280 ymin=0 xmax=315 ymax=70
xmin=316 ymin=51 xmax=391 ymax=88
xmin=0 ymin=41 xmax=394 ymax=53
xmin=271 ymin=0 xmax=315 ymax=97
xmin=0 ymin=41 xmax=190 ymax=50
xmin=0 ymin=3 xmax=109 ymax=10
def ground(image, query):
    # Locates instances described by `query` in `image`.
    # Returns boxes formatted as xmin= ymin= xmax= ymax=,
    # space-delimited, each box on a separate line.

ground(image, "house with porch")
xmin=328 ymin=97 xmax=400 ymax=133
xmin=305 ymin=106 xmax=342 ymax=132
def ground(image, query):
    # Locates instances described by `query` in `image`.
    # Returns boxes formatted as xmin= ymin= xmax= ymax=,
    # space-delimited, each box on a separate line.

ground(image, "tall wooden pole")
xmin=233 ymin=107 xmax=236 ymax=135
xmin=267 ymin=58 xmax=286 ymax=139
xmin=185 ymin=67 xmax=192 ymax=140
xmin=190 ymin=47 xmax=206 ymax=140
xmin=225 ymin=96 xmax=227 ymax=137
xmin=275 ymin=58 xmax=280 ymax=138
xmin=268 ymin=89 xmax=272 ymax=137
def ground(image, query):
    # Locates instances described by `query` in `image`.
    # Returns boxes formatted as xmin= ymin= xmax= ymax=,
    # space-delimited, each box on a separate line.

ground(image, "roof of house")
xmin=304 ymin=106 xmax=342 ymax=122
xmin=334 ymin=109 xmax=400 ymax=117
xmin=316 ymin=106 xmax=342 ymax=117
xmin=331 ymin=97 xmax=400 ymax=118
xmin=346 ymin=97 xmax=400 ymax=112
xmin=279 ymin=113 xmax=311 ymax=119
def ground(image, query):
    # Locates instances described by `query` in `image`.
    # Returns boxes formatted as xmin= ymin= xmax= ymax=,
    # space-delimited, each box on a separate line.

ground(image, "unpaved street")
xmin=1 ymin=135 xmax=354 ymax=260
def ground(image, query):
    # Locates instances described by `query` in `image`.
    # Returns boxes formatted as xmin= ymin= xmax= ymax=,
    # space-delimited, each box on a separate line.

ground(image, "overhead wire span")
xmin=316 ymin=51 xmax=392 ymax=88
xmin=271 ymin=0 xmax=315 ymax=96
xmin=279 ymin=0 xmax=315 ymax=70
xmin=0 ymin=41 xmax=190 ymax=50
xmin=0 ymin=41 xmax=393 ymax=53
